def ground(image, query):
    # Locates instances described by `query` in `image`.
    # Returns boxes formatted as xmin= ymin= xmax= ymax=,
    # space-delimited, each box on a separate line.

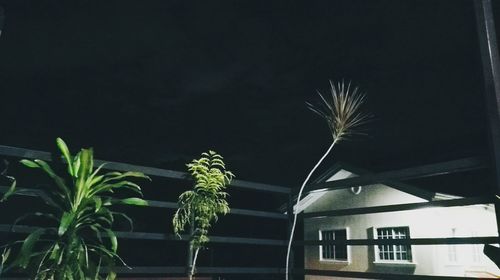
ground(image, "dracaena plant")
xmin=0 ymin=138 xmax=150 ymax=279
xmin=173 ymin=151 xmax=234 ymax=280
xmin=285 ymin=80 xmax=371 ymax=280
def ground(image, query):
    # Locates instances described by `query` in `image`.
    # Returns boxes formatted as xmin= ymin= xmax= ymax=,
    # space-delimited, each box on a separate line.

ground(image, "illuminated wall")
xmin=303 ymin=177 xmax=499 ymax=279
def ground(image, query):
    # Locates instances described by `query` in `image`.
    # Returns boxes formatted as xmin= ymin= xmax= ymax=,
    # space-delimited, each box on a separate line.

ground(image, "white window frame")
xmin=318 ymin=227 xmax=351 ymax=263
xmin=446 ymin=228 xmax=461 ymax=266
xmin=373 ymin=226 xmax=416 ymax=265
xmin=471 ymin=231 xmax=483 ymax=263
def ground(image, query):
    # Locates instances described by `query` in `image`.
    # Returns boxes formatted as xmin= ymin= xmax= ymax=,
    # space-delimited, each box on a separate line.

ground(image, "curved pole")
xmin=285 ymin=140 xmax=337 ymax=280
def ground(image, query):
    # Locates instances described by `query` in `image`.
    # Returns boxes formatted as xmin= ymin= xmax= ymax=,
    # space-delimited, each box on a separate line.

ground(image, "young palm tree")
xmin=0 ymin=138 xmax=150 ymax=279
xmin=285 ymin=80 xmax=371 ymax=280
xmin=173 ymin=151 xmax=234 ymax=280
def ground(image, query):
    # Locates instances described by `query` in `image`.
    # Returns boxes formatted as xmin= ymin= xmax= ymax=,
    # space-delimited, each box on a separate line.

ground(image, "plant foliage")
xmin=0 ymin=138 xmax=150 ymax=279
xmin=172 ymin=150 xmax=234 ymax=279
xmin=306 ymin=80 xmax=371 ymax=141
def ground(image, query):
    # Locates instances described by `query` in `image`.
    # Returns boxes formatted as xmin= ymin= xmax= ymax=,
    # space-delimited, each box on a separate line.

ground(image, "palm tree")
xmin=285 ymin=80 xmax=371 ymax=280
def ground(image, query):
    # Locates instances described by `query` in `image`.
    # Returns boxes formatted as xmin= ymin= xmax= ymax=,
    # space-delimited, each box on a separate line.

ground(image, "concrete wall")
xmin=303 ymin=184 xmax=499 ymax=280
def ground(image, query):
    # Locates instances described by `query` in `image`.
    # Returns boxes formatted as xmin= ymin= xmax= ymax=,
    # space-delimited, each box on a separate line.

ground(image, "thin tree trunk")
xmin=190 ymin=247 xmax=200 ymax=279
xmin=187 ymin=216 xmax=195 ymax=280
xmin=187 ymin=241 xmax=194 ymax=280
xmin=285 ymin=141 xmax=337 ymax=280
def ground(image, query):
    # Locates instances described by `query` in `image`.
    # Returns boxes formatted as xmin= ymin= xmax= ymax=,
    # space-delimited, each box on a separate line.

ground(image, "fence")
xmin=2 ymin=0 xmax=500 ymax=279
xmin=0 ymin=144 xmax=293 ymax=279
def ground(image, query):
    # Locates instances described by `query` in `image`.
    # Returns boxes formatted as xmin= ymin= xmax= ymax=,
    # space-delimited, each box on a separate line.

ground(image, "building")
xmin=296 ymin=163 xmax=500 ymax=279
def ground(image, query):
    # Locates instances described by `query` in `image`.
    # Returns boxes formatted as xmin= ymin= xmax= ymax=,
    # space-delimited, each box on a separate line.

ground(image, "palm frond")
xmin=307 ymin=80 xmax=371 ymax=142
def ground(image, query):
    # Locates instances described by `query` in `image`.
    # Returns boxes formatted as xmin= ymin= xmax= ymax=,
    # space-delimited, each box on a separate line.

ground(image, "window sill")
xmin=373 ymin=261 xmax=417 ymax=266
xmin=320 ymin=259 xmax=350 ymax=264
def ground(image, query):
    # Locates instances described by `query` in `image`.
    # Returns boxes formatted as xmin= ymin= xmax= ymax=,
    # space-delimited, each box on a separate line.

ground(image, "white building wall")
xmin=303 ymin=184 xmax=499 ymax=280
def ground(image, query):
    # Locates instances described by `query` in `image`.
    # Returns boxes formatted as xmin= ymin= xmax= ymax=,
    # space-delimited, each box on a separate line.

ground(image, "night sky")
xmin=0 ymin=0 xmax=499 ymax=196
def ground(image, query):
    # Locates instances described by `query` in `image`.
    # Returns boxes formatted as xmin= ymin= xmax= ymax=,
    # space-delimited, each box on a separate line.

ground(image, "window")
xmin=447 ymin=228 xmax=458 ymax=263
xmin=376 ymin=226 xmax=412 ymax=262
xmin=471 ymin=231 xmax=482 ymax=263
xmin=320 ymin=229 xmax=348 ymax=261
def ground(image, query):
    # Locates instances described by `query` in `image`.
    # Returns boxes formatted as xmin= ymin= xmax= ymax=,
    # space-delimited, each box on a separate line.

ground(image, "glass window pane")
xmin=376 ymin=227 xmax=412 ymax=261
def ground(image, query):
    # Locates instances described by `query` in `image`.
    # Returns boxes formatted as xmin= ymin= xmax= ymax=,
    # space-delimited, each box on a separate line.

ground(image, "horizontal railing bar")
xmin=228 ymin=208 xmax=287 ymax=219
xmin=304 ymin=157 xmax=487 ymax=194
xmin=0 ymin=270 xmax=485 ymax=280
xmin=0 ymin=224 xmax=287 ymax=246
xmin=0 ymin=185 xmax=288 ymax=220
xmin=301 ymin=269 xmax=483 ymax=279
xmin=302 ymin=196 xmax=495 ymax=218
xmin=7 ymin=224 xmax=492 ymax=246
xmin=0 ymin=145 xmax=290 ymax=194
xmin=114 ymin=266 xmax=286 ymax=274
xmin=298 ymin=236 xmax=499 ymax=246
xmin=0 ymin=267 xmax=286 ymax=278
xmin=1 ymin=267 xmax=491 ymax=278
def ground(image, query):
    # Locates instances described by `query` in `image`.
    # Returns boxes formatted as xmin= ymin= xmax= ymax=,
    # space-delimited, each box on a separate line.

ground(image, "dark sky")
xmin=0 ymin=0 xmax=498 ymax=196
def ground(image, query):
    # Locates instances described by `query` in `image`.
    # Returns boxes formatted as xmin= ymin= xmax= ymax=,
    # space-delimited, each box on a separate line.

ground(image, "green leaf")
xmin=78 ymin=148 xmax=93 ymax=180
xmin=106 ymin=270 xmax=117 ymax=280
xmin=56 ymin=138 xmax=74 ymax=176
xmin=13 ymin=212 xmax=57 ymax=228
xmin=58 ymin=212 xmax=74 ymax=236
xmin=32 ymin=160 xmax=71 ymax=199
xmin=48 ymin=243 xmax=60 ymax=260
xmin=105 ymin=229 xmax=118 ymax=253
xmin=73 ymin=152 xmax=81 ymax=177
xmin=1 ymin=247 xmax=11 ymax=275
xmin=103 ymin=171 xmax=151 ymax=183
xmin=19 ymin=159 xmax=39 ymax=168
xmin=0 ymin=176 xmax=16 ymax=202
xmin=17 ymin=228 xmax=45 ymax=268
xmin=112 ymin=212 xmax=134 ymax=231
xmin=89 ymin=225 xmax=103 ymax=243
xmin=114 ymin=197 xmax=148 ymax=206
xmin=95 ymin=196 xmax=102 ymax=213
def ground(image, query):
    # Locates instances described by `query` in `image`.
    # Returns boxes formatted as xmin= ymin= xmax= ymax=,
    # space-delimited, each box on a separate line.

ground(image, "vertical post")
xmin=287 ymin=194 xmax=295 ymax=280
xmin=0 ymin=6 xmax=4 ymax=38
xmin=474 ymin=0 xmax=500 ymax=235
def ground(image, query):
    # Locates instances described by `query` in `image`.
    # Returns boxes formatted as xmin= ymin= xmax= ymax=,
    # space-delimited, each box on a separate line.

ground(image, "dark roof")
xmin=312 ymin=162 xmax=437 ymax=201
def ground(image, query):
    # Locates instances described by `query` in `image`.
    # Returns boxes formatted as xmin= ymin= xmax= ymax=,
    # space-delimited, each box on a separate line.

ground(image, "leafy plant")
xmin=0 ymin=159 xmax=17 ymax=202
xmin=173 ymin=151 xmax=234 ymax=280
xmin=0 ymin=247 xmax=10 ymax=276
xmin=285 ymin=80 xmax=371 ymax=280
xmin=0 ymin=138 xmax=150 ymax=279
xmin=0 ymin=160 xmax=15 ymax=277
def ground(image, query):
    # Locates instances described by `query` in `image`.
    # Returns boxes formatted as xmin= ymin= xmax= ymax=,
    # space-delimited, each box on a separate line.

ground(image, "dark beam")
xmin=0 ymin=268 xmax=483 ymax=279
xmin=304 ymin=157 xmax=486 ymax=194
xmin=0 ymin=224 xmax=287 ymax=246
xmin=474 ymin=0 xmax=500 ymax=235
xmin=302 ymin=196 xmax=494 ymax=218
xmin=0 ymin=185 xmax=288 ymax=220
xmin=114 ymin=266 xmax=285 ymax=274
xmin=302 ymin=269 xmax=482 ymax=280
xmin=298 ymin=236 xmax=499 ymax=246
xmin=0 ymin=268 xmax=486 ymax=279
xmin=0 ymin=145 xmax=290 ymax=194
